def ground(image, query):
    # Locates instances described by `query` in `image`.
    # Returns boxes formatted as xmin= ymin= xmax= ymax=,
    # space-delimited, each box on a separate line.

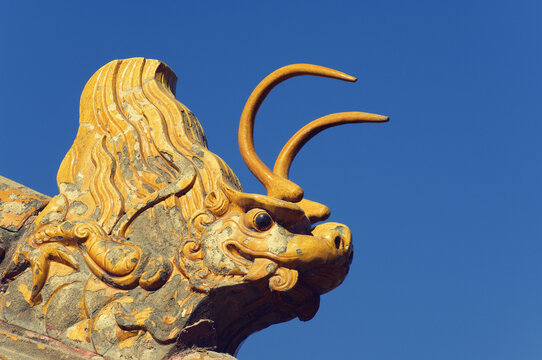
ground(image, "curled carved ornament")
xmin=0 ymin=58 xmax=387 ymax=359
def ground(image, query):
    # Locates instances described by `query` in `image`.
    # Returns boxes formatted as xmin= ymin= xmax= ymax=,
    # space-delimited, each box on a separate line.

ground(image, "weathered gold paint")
xmin=0 ymin=58 xmax=387 ymax=358
xmin=66 ymin=320 xmax=91 ymax=344
xmin=0 ymin=330 xmax=17 ymax=341
xmin=0 ymin=176 xmax=49 ymax=231
xmin=17 ymin=283 xmax=33 ymax=304
xmin=117 ymin=330 xmax=141 ymax=349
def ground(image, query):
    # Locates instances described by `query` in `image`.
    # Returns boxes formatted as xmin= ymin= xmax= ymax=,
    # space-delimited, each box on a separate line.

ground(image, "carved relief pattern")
xmin=0 ymin=58 xmax=387 ymax=359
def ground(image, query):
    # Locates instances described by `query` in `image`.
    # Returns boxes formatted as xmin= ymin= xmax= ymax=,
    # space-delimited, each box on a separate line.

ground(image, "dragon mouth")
xmin=223 ymin=238 xmax=351 ymax=295
xmin=223 ymin=240 xmax=299 ymax=268
xmin=225 ymin=243 xmax=255 ymax=266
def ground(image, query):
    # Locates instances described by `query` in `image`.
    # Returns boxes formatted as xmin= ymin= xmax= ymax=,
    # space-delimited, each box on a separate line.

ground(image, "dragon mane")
xmin=55 ymin=57 xmax=241 ymax=237
xmin=0 ymin=59 xmax=386 ymax=358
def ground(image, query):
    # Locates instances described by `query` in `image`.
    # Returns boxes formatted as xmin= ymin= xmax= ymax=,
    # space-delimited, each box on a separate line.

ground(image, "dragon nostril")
xmin=334 ymin=236 xmax=341 ymax=250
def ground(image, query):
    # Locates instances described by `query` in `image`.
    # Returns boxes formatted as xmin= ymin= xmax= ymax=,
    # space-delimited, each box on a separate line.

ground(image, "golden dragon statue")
xmin=0 ymin=58 xmax=387 ymax=359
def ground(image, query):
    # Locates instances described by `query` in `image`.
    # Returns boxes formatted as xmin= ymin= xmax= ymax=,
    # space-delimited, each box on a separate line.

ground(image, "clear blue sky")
xmin=1 ymin=1 xmax=541 ymax=359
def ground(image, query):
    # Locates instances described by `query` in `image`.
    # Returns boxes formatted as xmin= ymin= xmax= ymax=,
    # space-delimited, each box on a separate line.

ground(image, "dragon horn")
xmin=239 ymin=64 xmax=356 ymax=202
xmin=273 ymin=111 xmax=389 ymax=178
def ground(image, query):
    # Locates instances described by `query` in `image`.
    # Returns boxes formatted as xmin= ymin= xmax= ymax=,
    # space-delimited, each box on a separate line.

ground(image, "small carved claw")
xmin=24 ymin=219 xmax=143 ymax=295
xmin=32 ymin=220 xmax=140 ymax=277
xmin=28 ymin=243 xmax=79 ymax=301
xmin=32 ymin=220 xmax=79 ymax=245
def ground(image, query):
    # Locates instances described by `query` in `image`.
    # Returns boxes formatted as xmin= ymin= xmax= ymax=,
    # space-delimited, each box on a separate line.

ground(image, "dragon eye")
xmin=245 ymin=209 xmax=274 ymax=231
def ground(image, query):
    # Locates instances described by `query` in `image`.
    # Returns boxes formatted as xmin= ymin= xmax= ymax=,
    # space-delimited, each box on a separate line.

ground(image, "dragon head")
xmin=173 ymin=64 xmax=388 ymax=352
xmin=0 ymin=59 xmax=387 ymax=357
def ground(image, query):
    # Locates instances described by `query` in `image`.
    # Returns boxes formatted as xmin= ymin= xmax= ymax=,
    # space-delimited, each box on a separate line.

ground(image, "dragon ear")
xmin=295 ymin=199 xmax=330 ymax=224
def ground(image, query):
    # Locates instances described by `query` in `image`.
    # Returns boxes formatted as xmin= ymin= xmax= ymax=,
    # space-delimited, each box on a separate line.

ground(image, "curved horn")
xmin=239 ymin=64 xmax=356 ymax=202
xmin=273 ymin=111 xmax=389 ymax=178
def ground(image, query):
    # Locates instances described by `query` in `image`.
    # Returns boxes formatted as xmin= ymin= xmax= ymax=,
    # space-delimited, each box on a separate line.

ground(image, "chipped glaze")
xmin=0 ymin=58 xmax=387 ymax=359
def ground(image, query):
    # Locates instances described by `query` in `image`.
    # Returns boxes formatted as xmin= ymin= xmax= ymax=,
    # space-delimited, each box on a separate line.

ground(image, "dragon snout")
xmin=264 ymin=222 xmax=353 ymax=294
xmin=291 ymin=222 xmax=353 ymax=294
xmin=311 ymin=222 xmax=352 ymax=264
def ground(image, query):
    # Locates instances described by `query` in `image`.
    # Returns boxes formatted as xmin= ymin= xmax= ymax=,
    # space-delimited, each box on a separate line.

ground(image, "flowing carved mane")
xmin=3 ymin=58 xmax=245 ymax=305
xmin=57 ymin=57 xmax=241 ymax=236
xmin=0 ymin=58 xmax=388 ymax=359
